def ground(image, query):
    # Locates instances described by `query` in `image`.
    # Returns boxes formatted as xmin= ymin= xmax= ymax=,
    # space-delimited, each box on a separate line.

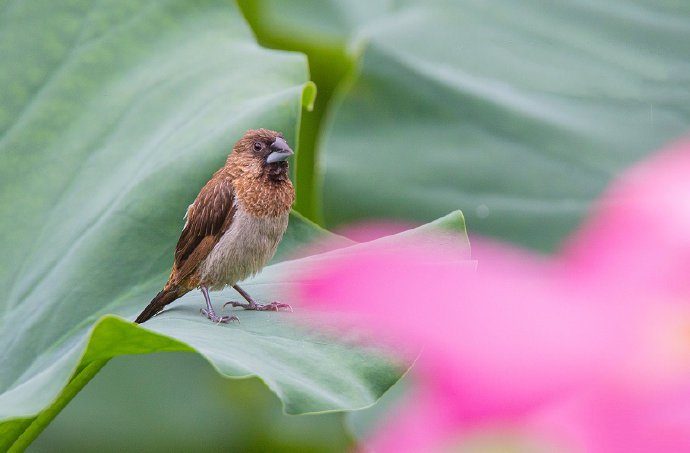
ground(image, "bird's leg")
xmin=200 ymin=286 xmax=239 ymax=323
xmin=223 ymin=284 xmax=292 ymax=312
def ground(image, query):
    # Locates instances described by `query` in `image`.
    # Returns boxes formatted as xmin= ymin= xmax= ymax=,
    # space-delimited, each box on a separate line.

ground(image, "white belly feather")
xmin=199 ymin=204 xmax=289 ymax=290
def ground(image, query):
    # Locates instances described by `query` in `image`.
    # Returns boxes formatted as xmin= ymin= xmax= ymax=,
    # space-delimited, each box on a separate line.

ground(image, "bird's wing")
xmin=172 ymin=177 xmax=236 ymax=283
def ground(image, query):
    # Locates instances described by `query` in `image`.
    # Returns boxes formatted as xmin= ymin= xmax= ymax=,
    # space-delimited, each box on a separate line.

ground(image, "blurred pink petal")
xmin=562 ymin=139 xmax=690 ymax=298
xmin=293 ymin=138 xmax=690 ymax=452
xmin=335 ymin=221 xmax=418 ymax=242
xmin=362 ymin=387 xmax=461 ymax=453
xmin=296 ymin=241 xmax=626 ymax=421
xmin=528 ymin=384 xmax=690 ymax=453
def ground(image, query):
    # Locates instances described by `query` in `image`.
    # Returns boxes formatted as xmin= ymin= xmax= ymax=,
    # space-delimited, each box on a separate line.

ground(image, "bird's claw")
xmin=223 ymin=301 xmax=292 ymax=312
xmin=200 ymin=308 xmax=239 ymax=324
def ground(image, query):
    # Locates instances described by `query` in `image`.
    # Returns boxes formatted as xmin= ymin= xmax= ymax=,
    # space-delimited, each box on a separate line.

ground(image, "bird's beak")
xmin=266 ymin=137 xmax=294 ymax=163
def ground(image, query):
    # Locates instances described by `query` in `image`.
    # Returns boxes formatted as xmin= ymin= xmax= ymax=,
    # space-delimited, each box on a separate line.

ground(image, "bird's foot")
xmin=200 ymin=308 xmax=239 ymax=324
xmin=223 ymin=301 xmax=292 ymax=312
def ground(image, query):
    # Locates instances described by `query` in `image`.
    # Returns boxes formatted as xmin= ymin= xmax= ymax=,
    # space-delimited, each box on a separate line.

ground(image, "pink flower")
xmin=294 ymin=139 xmax=690 ymax=452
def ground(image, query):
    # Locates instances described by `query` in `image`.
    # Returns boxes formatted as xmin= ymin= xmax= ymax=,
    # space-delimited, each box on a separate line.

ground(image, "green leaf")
xmin=240 ymin=0 xmax=690 ymax=251
xmin=1 ymin=208 xmax=470 ymax=452
xmin=346 ymin=374 xmax=412 ymax=445
xmin=0 ymin=0 xmax=409 ymax=449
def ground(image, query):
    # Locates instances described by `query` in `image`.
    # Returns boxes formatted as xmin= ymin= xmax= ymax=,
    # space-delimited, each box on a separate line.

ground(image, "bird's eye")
xmin=253 ymin=142 xmax=263 ymax=151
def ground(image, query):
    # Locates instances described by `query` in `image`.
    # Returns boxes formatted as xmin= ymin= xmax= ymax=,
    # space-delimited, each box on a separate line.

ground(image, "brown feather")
xmin=171 ymin=175 xmax=236 ymax=286
xmin=226 ymin=152 xmax=294 ymax=217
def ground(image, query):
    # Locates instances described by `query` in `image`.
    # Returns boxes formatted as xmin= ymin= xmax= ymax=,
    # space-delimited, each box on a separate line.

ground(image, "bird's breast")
xmin=199 ymin=203 xmax=288 ymax=290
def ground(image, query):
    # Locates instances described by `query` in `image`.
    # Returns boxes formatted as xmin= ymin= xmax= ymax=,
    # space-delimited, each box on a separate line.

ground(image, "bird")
xmin=135 ymin=129 xmax=295 ymax=324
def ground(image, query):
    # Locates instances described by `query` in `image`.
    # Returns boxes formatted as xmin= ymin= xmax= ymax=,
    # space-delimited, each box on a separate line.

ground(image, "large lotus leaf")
xmin=240 ymin=0 xmax=690 ymax=251
xmin=1 ymin=207 xmax=468 ymax=451
xmin=0 ymin=0 xmax=406 ymax=450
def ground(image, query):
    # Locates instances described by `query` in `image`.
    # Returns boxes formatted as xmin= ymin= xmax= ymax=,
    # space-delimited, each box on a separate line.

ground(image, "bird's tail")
xmin=135 ymin=285 xmax=185 ymax=324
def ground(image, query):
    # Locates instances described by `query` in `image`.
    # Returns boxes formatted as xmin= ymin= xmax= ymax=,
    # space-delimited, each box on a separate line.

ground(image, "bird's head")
xmin=228 ymin=129 xmax=294 ymax=180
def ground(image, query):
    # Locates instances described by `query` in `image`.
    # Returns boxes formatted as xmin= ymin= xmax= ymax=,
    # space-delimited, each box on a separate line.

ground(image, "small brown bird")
xmin=135 ymin=129 xmax=295 ymax=324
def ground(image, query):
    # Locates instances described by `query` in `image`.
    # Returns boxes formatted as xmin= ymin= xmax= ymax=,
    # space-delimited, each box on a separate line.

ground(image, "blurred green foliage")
xmin=239 ymin=0 xmax=690 ymax=251
xmin=30 ymin=353 xmax=353 ymax=453
xmin=237 ymin=0 xmax=363 ymax=221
